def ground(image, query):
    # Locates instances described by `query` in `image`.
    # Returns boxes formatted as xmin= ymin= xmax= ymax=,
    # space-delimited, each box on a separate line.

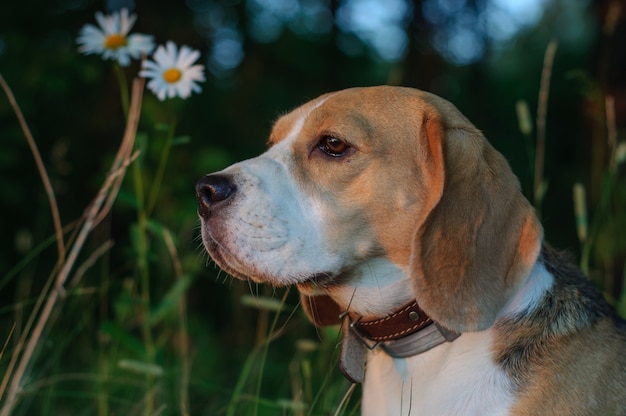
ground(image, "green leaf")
xmin=154 ymin=122 xmax=173 ymax=132
xmin=145 ymin=219 xmax=171 ymax=242
xmin=240 ymin=295 xmax=290 ymax=312
xmin=118 ymin=359 xmax=164 ymax=377
xmin=275 ymin=399 xmax=307 ymax=411
xmin=117 ymin=189 xmax=139 ymax=208
xmin=515 ymin=100 xmax=533 ymax=135
xmin=295 ymin=339 xmax=318 ymax=353
xmin=615 ymin=142 xmax=626 ymax=166
xmin=100 ymin=321 xmax=146 ymax=358
xmin=172 ymin=135 xmax=191 ymax=145
xmin=135 ymin=131 xmax=149 ymax=150
xmin=147 ymin=274 xmax=193 ymax=326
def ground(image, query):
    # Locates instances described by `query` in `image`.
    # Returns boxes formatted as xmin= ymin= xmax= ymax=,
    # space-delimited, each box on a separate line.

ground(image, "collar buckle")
xmin=340 ymin=311 xmax=382 ymax=351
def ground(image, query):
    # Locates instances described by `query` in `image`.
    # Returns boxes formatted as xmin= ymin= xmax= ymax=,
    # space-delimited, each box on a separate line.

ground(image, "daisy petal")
xmin=176 ymin=46 xmax=200 ymax=68
xmin=153 ymin=43 xmax=176 ymax=67
xmin=119 ymin=8 xmax=137 ymax=35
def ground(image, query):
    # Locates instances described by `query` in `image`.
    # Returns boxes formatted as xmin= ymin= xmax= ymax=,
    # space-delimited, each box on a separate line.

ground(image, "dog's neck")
xmin=325 ymin=257 xmax=415 ymax=318
xmin=327 ymin=254 xmax=554 ymax=323
xmin=326 ymin=257 xmax=461 ymax=383
xmin=328 ymin=256 xmax=554 ymax=384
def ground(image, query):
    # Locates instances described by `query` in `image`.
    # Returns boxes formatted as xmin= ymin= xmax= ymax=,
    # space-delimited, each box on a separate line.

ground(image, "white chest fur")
xmin=361 ymin=329 xmax=514 ymax=416
xmin=358 ymin=262 xmax=554 ymax=415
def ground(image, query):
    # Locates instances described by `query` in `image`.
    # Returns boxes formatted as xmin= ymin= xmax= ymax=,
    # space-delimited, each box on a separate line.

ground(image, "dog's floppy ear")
xmin=410 ymin=101 xmax=543 ymax=333
xmin=300 ymin=293 xmax=342 ymax=326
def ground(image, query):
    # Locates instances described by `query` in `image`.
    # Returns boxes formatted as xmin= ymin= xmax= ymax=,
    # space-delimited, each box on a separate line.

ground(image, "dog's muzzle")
xmin=195 ymin=174 xmax=236 ymax=219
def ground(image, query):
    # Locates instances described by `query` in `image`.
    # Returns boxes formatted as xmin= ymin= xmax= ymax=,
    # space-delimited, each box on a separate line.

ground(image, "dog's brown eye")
xmin=318 ymin=136 xmax=350 ymax=157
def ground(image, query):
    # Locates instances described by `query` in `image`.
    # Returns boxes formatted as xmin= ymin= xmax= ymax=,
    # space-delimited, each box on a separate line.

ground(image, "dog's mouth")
xmin=302 ymin=272 xmax=336 ymax=285
xmin=205 ymin=234 xmax=342 ymax=289
xmin=296 ymin=271 xmax=343 ymax=294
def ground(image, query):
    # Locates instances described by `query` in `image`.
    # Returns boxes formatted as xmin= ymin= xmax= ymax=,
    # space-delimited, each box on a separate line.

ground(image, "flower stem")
xmin=131 ymin=154 xmax=156 ymax=416
xmin=147 ymin=119 xmax=177 ymax=217
xmin=114 ymin=64 xmax=130 ymax=118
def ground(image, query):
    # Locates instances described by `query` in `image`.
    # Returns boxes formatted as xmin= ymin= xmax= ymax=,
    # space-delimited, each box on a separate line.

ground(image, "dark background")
xmin=1 ymin=0 xmax=625 ymax=414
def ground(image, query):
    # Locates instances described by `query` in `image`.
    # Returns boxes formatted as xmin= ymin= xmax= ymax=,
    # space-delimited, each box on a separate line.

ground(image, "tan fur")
xmin=494 ymin=246 xmax=626 ymax=414
xmin=293 ymin=87 xmax=541 ymax=331
xmin=411 ymin=122 xmax=543 ymax=332
xmin=509 ymin=318 xmax=626 ymax=415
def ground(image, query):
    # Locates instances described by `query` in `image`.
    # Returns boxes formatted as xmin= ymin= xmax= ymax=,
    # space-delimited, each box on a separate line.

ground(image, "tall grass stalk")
xmin=162 ymin=228 xmax=190 ymax=416
xmin=254 ymin=290 xmax=290 ymax=416
xmin=307 ymin=325 xmax=345 ymax=414
xmin=533 ymin=39 xmax=558 ymax=218
xmin=131 ymin=144 xmax=157 ymax=416
xmin=227 ymin=348 xmax=260 ymax=416
xmin=0 ymin=74 xmax=65 ymax=272
xmin=226 ymin=290 xmax=290 ymax=416
xmin=0 ymin=77 xmax=145 ymax=415
xmin=0 ymin=324 xmax=16 ymax=362
xmin=333 ymin=383 xmax=358 ymax=416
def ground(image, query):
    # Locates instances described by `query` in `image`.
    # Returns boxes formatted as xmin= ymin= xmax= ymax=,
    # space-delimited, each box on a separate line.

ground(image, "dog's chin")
xmin=204 ymin=240 xmax=251 ymax=280
xmin=205 ymin=239 xmax=343 ymax=289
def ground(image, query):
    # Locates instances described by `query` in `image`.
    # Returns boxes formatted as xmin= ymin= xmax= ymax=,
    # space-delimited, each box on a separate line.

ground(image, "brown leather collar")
xmin=339 ymin=300 xmax=460 ymax=382
xmin=349 ymin=300 xmax=433 ymax=342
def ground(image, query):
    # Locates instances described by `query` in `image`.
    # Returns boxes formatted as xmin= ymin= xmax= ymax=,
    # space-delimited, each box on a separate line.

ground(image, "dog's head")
xmin=196 ymin=86 xmax=543 ymax=332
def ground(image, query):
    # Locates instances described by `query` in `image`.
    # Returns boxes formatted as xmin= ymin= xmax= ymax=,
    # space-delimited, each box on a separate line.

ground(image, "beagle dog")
xmin=196 ymin=86 xmax=626 ymax=415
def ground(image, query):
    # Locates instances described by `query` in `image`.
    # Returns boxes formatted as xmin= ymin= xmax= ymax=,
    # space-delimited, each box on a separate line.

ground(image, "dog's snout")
xmin=196 ymin=174 xmax=236 ymax=216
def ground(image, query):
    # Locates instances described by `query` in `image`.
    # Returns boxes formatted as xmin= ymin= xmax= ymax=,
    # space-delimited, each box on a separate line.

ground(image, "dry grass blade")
xmin=0 ymin=74 xmax=66 ymax=269
xmin=95 ymin=79 xmax=146 ymax=227
xmin=0 ymin=77 xmax=145 ymax=415
xmin=67 ymin=240 xmax=115 ymax=292
xmin=333 ymin=383 xmax=358 ymax=416
xmin=0 ymin=324 xmax=16 ymax=362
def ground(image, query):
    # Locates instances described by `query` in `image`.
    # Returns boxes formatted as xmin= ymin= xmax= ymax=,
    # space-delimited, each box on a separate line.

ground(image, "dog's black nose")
xmin=196 ymin=174 xmax=236 ymax=217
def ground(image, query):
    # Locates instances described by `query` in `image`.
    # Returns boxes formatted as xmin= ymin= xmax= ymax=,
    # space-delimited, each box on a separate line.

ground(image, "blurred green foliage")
xmin=0 ymin=0 xmax=625 ymax=414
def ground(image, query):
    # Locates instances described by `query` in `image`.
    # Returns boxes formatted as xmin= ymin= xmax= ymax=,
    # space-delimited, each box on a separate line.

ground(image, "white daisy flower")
xmin=140 ymin=41 xmax=206 ymax=101
xmin=77 ymin=8 xmax=155 ymax=67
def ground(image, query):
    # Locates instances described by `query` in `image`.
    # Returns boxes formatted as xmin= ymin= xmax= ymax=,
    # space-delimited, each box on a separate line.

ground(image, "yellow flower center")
xmin=104 ymin=33 xmax=127 ymax=50
xmin=163 ymin=68 xmax=182 ymax=83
